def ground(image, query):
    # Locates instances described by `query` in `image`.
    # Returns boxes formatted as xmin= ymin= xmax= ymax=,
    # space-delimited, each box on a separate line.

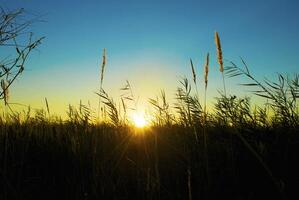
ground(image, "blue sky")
xmin=1 ymin=0 xmax=299 ymax=115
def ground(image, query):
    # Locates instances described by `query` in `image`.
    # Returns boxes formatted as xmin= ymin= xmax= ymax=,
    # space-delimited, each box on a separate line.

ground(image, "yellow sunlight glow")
xmin=132 ymin=113 xmax=147 ymax=128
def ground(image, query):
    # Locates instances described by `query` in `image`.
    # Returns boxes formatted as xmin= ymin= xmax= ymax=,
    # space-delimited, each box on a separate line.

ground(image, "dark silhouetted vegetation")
xmin=0 ymin=30 xmax=298 ymax=200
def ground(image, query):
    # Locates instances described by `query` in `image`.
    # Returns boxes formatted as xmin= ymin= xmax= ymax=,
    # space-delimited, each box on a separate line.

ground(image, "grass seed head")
xmin=215 ymin=31 xmax=224 ymax=72
xmin=190 ymin=58 xmax=196 ymax=85
xmin=204 ymin=53 xmax=209 ymax=89
xmin=100 ymin=48 xmax=106 ymax=88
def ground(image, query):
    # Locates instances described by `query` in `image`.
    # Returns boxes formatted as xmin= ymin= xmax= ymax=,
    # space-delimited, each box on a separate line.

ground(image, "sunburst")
xmin=132 ymin=113 xmax=148 ymax=128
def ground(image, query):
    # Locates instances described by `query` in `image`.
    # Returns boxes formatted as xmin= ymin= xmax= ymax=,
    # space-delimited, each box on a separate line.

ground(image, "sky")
xmin=1 ymin=0 xmax=299 ymax=116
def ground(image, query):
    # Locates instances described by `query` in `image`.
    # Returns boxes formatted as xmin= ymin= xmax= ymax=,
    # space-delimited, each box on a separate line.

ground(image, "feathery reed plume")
xmin=190 ymin=58 xmax=196 ymax=85
xmin=204 ymin=53 xmax=209 ymax=90
xmin=190 ymin=58 xmax=200 ymax=100
xmin=215 ymin=31 xmax=223 ymax=72
xmin=98 ymin=48 xmax=106 ymax=121
xmin=215 ymin=31 xmax=226 ymax=96
xmin=100 ymin=48 xmax=106 ymax=88
xmin=1 ymin=80 xmax=9 ymax=105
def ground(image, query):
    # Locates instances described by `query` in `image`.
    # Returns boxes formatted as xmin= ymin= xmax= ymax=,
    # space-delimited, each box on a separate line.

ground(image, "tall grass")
xmin=0 ymin=33 xmax=298 ymax=200
xmin=215 ymin=32 xmax=226 ymax=96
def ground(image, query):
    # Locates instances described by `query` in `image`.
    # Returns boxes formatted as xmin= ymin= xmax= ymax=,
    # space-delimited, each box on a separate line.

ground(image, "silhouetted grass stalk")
xmin=215 ymin=31 xmax=226 ymax=96
xmin=190 ymin=58 xmax=200 ymax=98
xmin=98 ymin=48 xmax=106 ymax=121
xmin=203 ymin=52 xmax=210 ymax=196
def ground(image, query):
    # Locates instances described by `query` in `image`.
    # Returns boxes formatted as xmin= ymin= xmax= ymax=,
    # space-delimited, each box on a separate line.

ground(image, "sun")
xmin=132 ymin=113 xmax=148 ymax=128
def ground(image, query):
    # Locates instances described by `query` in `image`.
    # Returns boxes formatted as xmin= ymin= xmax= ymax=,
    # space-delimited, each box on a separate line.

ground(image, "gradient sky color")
xmin=1 ymin=0 xmax=299 ymax=116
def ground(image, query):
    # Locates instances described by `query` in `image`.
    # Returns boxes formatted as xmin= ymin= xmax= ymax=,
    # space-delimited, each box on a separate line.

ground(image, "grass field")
xmin=1 ymin=103 xmax=298 ymax=200
xmin=1 ymin=32 xmax=298 ymax=200
xmin=1 ymin=70 xmax=299 ymax=200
